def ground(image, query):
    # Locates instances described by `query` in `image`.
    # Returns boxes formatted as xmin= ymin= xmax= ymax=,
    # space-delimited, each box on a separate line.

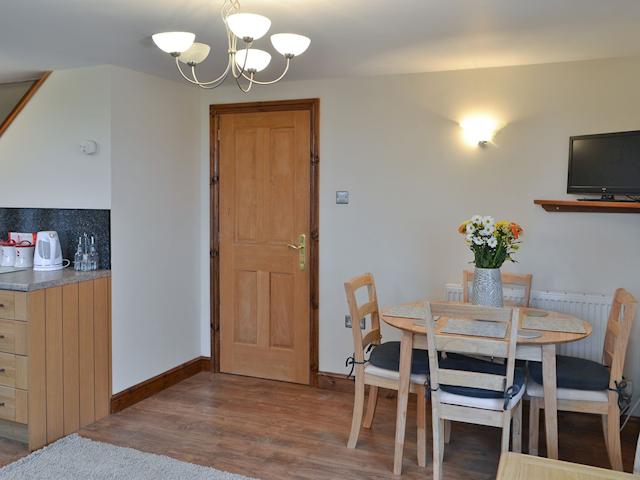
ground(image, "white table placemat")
xmin=441 ymin=318 xmax=508 ymax=339
xmin=523 ymin=315 xmax=586 ymax=334
xmin=384 ymin=303 xmax=426 ymax=320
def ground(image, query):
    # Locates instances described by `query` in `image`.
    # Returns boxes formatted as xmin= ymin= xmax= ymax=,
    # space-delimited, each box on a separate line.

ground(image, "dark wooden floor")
xmin=1 ymin=373 xmax=638 ymax=478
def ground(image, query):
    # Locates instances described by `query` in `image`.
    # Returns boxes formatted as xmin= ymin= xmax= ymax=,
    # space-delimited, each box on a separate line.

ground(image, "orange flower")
xmin=457 ymin=221 xmax=469 ymax=234
xmin=510 ymin=223 xmax=523 ymax=239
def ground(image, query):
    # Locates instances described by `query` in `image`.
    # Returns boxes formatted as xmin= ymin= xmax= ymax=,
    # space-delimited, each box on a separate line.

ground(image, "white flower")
xmin=482 ymin=216 xmax=494 ymax=226
xmin=465 ymin=223 xmax=475 ymax=234
xmin=465 ymin=233 xmax=474 ymax=242
xmin=480 ymin=225 xmax=495 ymax=235
xmin=472 ymin=236 xmax=484 ymax=245
xmin=471 ymin=215 xmax=482 ymax=224
xmin=487 ymin=236 xmax=498 ymax=248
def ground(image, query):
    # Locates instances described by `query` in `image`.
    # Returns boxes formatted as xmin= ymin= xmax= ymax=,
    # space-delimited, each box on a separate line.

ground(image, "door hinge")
xmin=311 ymin=154 xmax=319 ymax=166
xmin=210 ymin=249 xmax=219 ymax=258
xmin=211 ymin=175 xmax=219 ymax=185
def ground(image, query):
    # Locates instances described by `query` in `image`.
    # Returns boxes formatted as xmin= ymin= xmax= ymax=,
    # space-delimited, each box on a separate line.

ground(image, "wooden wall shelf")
xmin=534 ymin=199 xmax=640 ymax=213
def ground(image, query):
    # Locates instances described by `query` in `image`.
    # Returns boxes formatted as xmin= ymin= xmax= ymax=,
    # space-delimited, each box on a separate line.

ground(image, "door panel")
xmin=219 ymin=110 xmax=310 ymax=384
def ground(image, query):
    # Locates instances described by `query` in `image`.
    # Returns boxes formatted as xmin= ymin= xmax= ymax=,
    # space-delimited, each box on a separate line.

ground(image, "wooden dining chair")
xmin=527 ymin=288 xmax=638 ymax=471
xmin=423 ymin=302 xmax=524 ymax=480
xmin=344 ymin=273 xmax=428 ymax=466
xmin=463 ymin=270 xmax=533 ymax=307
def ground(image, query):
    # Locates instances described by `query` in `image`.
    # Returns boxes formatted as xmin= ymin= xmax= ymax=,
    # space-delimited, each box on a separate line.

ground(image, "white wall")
xmin=0 ymin=65 xmax=202 ymax=394
xmin=199 ymin=57 xmax=640 ymax=397
xmin=109 ymin=66 xmax=201 ymax=393
xmin=0 ymin=67 xmax=111 ymax=209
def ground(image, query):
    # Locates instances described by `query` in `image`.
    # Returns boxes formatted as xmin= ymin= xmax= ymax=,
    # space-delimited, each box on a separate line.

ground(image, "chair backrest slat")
xmin=344 ymin=273 xmax=381 ymax=362
xmin=602 ymin=288 xmax=637 ymax=387
xmin=425 ymin=302 xmax=520 ymax=395
xmin=438 ymin=369 xmax=505 ymax=392
xmin=463 ymin=270 xmax=532 ymax=307
xmin=434 ymin=336 xmax=509 ymax=358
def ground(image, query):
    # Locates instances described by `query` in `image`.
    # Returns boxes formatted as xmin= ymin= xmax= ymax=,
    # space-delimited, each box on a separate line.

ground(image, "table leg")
xmin=542 ymin=344 xmax=558 ymax=460
xmin=393 ymin=330 xmax=413 ymax=475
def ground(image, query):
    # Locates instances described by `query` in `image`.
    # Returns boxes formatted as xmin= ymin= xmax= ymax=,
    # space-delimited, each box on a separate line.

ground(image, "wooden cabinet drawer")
xmin=0 ymin=292 xmax=26 ymax=321
xmin=0 ymin=353 xmax=27 ymax=390
xmin=0 ymin=386 xmax=27 ymax=424
xmin=0 ymin=320 xmax=27 ymax=355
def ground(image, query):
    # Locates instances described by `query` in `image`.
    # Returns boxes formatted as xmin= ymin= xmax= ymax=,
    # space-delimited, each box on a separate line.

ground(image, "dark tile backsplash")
xmin=0 ymin=208 xmax=110 ymax=269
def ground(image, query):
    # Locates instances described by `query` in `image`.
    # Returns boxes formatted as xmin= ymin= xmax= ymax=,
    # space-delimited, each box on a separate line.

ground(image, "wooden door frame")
xmin=209 ymin=98 xmax=320 ymax=386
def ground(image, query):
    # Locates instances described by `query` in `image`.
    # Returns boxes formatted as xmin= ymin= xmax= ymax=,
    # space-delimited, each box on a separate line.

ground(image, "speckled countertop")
xmin=0 ymin=269 xmax=111 ymax=292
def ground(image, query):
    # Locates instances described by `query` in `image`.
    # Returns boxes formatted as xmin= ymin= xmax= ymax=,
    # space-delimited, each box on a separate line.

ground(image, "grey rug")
xmin=0 ymin=434 xmax=257 ymax=480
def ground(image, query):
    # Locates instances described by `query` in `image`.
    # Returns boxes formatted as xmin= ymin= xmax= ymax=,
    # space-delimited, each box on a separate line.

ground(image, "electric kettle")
xmin=33 ymin=231 xmax=67 ymax=271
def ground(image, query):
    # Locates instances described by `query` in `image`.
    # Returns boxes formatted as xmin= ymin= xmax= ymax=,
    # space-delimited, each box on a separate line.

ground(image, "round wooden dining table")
xmin=381 ymin=302 xmax=592 ymax=476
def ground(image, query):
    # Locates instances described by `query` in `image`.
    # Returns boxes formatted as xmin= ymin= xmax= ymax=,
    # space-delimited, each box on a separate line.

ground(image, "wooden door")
xmin=219 ymin=110 xmax=311 ymax=384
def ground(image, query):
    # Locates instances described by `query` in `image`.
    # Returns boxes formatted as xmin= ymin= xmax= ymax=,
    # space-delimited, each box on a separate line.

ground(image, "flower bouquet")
xmin=457 ymin=215 xmax=523 ymax=306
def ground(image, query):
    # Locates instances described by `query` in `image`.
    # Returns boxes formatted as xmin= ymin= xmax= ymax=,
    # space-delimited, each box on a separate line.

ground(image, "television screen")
xmin=568 ymin=130 xmax=640 ymax=195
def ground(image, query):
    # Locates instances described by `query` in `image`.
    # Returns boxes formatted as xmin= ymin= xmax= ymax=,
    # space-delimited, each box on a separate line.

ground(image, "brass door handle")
xmin=287 ymin=234 xmax=306 ymax=270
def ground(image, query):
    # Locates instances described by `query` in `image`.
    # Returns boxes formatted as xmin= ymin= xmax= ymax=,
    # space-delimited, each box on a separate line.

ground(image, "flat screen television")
xmin=567 ymin=130 xmax=640 ymax=199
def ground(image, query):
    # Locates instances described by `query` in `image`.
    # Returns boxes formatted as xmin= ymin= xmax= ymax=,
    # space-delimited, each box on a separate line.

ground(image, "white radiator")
xmin=444 ymin=284 xmax=611 ymax=363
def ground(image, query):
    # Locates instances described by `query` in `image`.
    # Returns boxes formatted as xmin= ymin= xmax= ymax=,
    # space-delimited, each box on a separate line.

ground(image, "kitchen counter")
xmin=0 ymin=269 xmax=111 ymax=292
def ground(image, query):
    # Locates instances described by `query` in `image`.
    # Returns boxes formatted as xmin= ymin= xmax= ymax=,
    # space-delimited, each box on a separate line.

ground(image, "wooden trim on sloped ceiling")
xmin=209 ymin=99 xmax=320 ymax=386
xmin=0 ymin=71 xmax=51 ymax=138
xmin=110 ymin=356 xmax=211 ymax=413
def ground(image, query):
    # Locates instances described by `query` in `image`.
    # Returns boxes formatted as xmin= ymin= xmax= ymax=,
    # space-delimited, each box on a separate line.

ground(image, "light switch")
xmin=336 ymin=191 xmax=349 ymax=204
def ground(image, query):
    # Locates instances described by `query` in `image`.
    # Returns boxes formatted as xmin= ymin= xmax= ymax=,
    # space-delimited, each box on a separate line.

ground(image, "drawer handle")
xmin=0 ymin=304 xmax=4 ymax=308
xmin=0 ymin=402 xmax=4 ymax=407
xmin=0 ymin=369 xmax=5 ymax=374
xmin=0 ymin=335 xmax=5 ymax=339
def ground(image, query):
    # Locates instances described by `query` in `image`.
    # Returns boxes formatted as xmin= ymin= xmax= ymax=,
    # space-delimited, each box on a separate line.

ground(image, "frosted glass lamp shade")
xmin=235 ymin=49 xmax=271 ymax=72
xmin=226 ymin=13 xmax=271 ymax=41
xmin=271 ymin=34 xmax=310 ymax=57
xmin=152 ymin=32 xmax=195 ymax=55
xmin=179 ymin=43 xmax=211 ymax=65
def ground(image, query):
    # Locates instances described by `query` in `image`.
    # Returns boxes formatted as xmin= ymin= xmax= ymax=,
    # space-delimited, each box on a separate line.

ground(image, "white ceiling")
xmin=3 ymin=0 xmax=640 ymax=83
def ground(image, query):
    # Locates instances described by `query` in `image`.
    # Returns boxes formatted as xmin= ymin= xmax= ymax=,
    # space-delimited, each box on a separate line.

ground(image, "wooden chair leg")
xmin=528 ymin=398 xmax=540 ymax=456
xmin=432 ymin=412 xmax=443 ymax=480
xmin=512 ymin=401 xmax=522 ymax=453
xmin=416 ymin=386 xmax=426 ymax=467
xmin=606 ymin=403 xmax=623 ymax=471
xmin=347 ymin=375 xmax=365 ymax=448
xmin=439 ymin=419 xmax=446 ymax=464
xmin=444 ymin=420 xmax=452 ymax=444
xmin=601 ymin=414 xmax=610 ymax=456
xmin=362 ymin=385 xmax=378 ymax=429
xmin=501 ymin=411 xmax=512 ymax=453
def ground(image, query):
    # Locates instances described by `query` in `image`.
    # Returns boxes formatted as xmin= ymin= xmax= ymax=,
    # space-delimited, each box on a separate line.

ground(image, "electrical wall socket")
xmin=345 ymin=314 xmax=365 ymax=329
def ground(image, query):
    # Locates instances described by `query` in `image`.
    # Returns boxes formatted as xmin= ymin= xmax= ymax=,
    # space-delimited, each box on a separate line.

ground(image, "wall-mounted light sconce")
xmin=460 ymin=116 xmax=499 ymax=147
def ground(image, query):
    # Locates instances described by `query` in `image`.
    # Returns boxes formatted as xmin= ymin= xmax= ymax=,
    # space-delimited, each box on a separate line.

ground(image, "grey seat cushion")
xmin=439 ymin=353 xmax=525 ymax=399
xmin=368 ymin=341 xmax=429 ymax=375
xmin=528 ymin=355 xmax=610 ymax=391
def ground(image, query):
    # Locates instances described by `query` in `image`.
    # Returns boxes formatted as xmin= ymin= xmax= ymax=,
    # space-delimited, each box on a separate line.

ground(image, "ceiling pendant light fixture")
xmin=151 ymin=0 xmax=310 ymax=91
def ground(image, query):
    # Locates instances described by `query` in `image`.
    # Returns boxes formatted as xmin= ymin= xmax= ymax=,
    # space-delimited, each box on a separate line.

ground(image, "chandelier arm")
xmin=241 ymin=57 xmax=290 ymax=85
xmin=234 ymin=71 xmax=254 ymax=93
xmin=190 ymin=56 xmax=232 ymax=86
xmin=175 ymin=58 xmax=204 ymax=85
xmin=191 ymin=67 xmax=230 ymax=89
xmin=232 ymin=38 xmax=253 ymax=79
